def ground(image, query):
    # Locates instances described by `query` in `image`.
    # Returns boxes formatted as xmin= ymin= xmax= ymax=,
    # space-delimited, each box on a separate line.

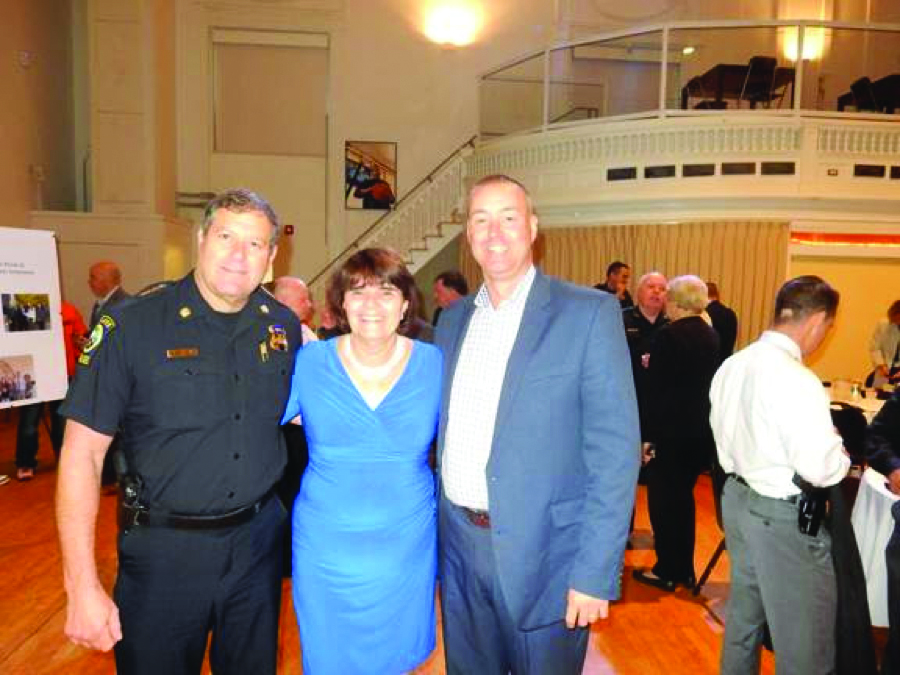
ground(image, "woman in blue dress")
xmin=281 ymin=248 xmax=442 ymax=674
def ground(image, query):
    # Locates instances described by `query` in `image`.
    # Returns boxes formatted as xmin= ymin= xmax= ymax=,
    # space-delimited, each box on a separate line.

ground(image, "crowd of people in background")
xmin=2 ymin=297 xmax=51 ymax=332
xmin=3 ymin=178 xmax=900 ymax=675
xmin=0 ymin=370 xmax=36 ymax=402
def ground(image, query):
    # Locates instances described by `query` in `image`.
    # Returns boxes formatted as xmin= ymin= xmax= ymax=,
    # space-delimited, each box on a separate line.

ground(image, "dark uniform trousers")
xmin=439 ymin=494 xmax=589 ymax=675
xmin=114 ymin=495 xmax=285 ymax=675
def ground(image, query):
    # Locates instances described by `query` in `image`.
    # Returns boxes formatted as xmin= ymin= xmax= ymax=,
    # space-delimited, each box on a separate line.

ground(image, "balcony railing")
xmin=480 ymin=20 xmax=900 ymax=139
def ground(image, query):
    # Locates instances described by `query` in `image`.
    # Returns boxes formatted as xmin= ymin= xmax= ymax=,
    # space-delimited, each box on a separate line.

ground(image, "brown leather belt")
xmin=459 ymin=506 xmax=491 ymax=529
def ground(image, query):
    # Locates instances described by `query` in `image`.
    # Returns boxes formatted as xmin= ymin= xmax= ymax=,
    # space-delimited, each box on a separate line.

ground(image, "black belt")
xmin=458 ymin=505 xmax=491 ymax=529
xmin=729 ymin=474 xmax=801 ymax=504
xmin=121 ymin=490 xmax=275 ymax=530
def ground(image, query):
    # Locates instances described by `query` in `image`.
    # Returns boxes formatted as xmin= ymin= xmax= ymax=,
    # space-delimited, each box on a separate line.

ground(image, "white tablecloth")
xmin=851 ymin=467 xmax=898 ymax=627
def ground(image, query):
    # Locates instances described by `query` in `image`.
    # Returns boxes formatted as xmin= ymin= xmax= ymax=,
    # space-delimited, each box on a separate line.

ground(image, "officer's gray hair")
xmin=202 ymin=188 xmax=281 ymax=246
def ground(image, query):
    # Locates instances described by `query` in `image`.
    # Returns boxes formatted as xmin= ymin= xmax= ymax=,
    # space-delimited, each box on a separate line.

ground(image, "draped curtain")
xmin=460 ymin=220 xmax=790 ymax=350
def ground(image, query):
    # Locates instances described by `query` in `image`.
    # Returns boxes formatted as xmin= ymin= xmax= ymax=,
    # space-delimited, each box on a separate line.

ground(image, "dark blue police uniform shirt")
xmin=60 ymin=272 xmax=302 ymax=515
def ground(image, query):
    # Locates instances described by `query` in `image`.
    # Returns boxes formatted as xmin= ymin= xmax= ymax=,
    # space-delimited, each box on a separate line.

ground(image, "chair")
xmin=739 ymin=56 xmax=777 ymax=109
xmin=683 ymin=75 xmax=728 ymax=110
xmin=830 ymin=401 xmax=869 ymax=508
xmin=850 ymin=77 xmax=882 ymax=113
xmin=830 ymin=402 xmax=868 ymax=466
xmin=693 ymin=461 xmax=727 ymax=596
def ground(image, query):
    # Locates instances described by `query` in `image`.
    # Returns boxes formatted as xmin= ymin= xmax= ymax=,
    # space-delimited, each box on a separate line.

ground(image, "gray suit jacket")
xmin=436 ymin=270 xmax=640 ymax=629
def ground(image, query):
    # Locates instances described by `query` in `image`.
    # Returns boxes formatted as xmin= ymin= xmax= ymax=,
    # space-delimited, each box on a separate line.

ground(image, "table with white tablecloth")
xmin=851 ymin=466 xmax=899 ymax=627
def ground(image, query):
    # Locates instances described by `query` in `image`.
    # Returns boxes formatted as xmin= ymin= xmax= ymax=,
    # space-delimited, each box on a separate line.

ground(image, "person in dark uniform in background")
xmin=594 ymin=261 xmax=634 ymax=309
xmin=706 ymin=281 xmax=738 ymax=362
xmin=622 ymin=272 xmax=668 ymax=443
xmin=56 ymin=188 xmax=302 ymax=675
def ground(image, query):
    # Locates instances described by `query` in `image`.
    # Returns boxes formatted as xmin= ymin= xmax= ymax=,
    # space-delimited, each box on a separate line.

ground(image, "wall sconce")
xmin=423 ymin=1 xmax=483 ymax=47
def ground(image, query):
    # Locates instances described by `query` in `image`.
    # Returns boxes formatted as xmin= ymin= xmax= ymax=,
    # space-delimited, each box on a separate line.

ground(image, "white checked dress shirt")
xmin=710 ymin=330 xmax=849 ymax=499
xmin=442 ymin=266 xmax=536 ymax=510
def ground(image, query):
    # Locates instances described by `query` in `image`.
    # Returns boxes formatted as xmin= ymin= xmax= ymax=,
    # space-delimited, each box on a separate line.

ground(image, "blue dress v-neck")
xmin=280 ymin=338 xmax=441 ymax=674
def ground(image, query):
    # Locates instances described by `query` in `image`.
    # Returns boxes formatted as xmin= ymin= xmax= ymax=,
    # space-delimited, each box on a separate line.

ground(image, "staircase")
xmin=308 ymin=137 xmax=474 ymax=300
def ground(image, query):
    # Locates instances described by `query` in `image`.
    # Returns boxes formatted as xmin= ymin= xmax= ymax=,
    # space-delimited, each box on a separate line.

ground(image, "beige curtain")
xmin=460 ymin=220 xmax=789 ymax=350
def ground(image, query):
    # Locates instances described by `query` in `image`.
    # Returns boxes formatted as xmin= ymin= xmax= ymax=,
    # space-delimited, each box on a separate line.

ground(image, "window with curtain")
xmin=213 ymin=32 xmax=328 ymax=157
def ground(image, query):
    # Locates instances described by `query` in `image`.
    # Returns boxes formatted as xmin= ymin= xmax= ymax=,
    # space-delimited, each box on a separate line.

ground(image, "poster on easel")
xmin=0 ymin=227 xmax=67 ymax=409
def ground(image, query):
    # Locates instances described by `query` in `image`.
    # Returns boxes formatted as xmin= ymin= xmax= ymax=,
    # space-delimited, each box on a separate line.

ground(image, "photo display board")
xmin=0 ymin=227 xmax=67 ymax=408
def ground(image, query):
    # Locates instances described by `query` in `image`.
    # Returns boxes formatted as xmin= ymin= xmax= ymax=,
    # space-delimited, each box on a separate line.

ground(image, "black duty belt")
xmin=729 ymin=473 xmax=801 ymax=504
xmin=121 ymin=490 xmax=275 ymax=530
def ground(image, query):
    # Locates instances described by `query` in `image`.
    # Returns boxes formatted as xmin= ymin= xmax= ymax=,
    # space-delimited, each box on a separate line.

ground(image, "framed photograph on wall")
xmin=345 ymin=141 xmax=397 ymax=210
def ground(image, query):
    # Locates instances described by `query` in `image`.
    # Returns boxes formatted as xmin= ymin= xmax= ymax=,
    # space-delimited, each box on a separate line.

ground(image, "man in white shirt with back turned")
xmin=710 ymin=275 xmax=849 ymax=675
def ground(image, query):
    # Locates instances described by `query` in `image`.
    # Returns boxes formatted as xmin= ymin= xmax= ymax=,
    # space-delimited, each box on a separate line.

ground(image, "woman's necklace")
xmin=342 ymin=336 xmax=406 ymax=381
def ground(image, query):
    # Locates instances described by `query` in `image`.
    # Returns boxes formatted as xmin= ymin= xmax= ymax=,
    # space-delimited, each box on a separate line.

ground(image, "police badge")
xmin=268 ymin=325 xmax=288 ymax=352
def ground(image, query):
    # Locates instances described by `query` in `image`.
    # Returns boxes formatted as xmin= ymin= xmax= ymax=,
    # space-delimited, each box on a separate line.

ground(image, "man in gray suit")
xmin=435 ymin=174 xmax=640 ymax=674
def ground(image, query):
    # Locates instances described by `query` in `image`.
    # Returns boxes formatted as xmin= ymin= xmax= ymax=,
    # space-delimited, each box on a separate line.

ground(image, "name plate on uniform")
xmin=166 ymin=348 xmax=199 ymax=359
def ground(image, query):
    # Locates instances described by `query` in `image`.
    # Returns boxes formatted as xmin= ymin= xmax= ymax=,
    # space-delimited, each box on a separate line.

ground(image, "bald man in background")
xmin=87 ymin=261 xmax=130 ymax=488
xmin=272 ymin=276 xmax=317 ymax=577
xmin=88 ymin=262 xmax=129 ymax=328
xmin=273 ymin=276 xmax=317 ymax=347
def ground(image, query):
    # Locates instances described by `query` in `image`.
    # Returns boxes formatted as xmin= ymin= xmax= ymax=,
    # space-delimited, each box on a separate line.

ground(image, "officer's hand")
xmin=65 ymin=584 xmax=122 ymax=652
xmin=565 ymin=588 xmax=609 ymax=628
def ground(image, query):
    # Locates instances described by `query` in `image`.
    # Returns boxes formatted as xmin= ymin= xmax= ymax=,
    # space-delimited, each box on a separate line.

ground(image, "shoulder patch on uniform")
xmin=78 ymin=315 xmax=116 ymax=366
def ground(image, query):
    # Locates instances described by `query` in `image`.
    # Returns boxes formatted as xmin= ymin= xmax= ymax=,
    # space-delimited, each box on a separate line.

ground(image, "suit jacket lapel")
xmin=491 ymin=271 xmax=554 ymax=446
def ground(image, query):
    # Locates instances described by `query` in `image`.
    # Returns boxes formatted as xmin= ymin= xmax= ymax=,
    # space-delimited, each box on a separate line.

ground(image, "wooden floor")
xmin=0 ymin=407 xmax=775 ymax=674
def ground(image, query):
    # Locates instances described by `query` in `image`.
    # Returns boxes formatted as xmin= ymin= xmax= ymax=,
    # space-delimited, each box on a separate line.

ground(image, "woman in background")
xmin=282 ymin=248 xmax=441 ymax=674
xmin=632 ymin=275 xmax=720 ymax=591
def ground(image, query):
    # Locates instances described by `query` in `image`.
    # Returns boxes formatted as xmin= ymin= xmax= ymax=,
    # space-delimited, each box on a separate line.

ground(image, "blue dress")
xmin=280 ymin=338 xmax=441 ymax=674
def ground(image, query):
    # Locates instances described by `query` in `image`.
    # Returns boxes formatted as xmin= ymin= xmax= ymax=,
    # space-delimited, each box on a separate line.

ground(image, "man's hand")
xmin=65 ymin=583 xmax=122 ymax=652
xmin=887 ymin=469 xmax=900 ymax=495
xmin=565 ymin=588 xmax=609 ymax=628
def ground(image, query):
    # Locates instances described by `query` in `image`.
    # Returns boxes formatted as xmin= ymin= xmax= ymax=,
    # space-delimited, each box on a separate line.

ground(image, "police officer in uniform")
xmin=56 ymin=188 xmax=302 ymax=675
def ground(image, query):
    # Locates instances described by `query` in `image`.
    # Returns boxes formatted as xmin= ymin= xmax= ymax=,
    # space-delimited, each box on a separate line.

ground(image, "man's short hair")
xmin=706 ymin=281 xmax=720 ymax=299
xmin=434 ymin=270 xmax=469 ymax=297
xmin=606 ymin=261 xmax=629 ymax=278
xmin=888 ymin=299 xmax=900 ymax=322
xmin=773 ymin=275 xmax=839 ymax=326
xmin=467 ymin=174 xmax=534 ymax=216
xmin=326 ymin=248 xmax=418 ymax=335
xmin=202 ymin=188 xmax=281 ymax=245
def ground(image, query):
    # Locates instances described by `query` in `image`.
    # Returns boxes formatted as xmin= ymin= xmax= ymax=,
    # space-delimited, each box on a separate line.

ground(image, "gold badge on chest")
xmin=268 ymin=325 xmax=288 ymax=352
